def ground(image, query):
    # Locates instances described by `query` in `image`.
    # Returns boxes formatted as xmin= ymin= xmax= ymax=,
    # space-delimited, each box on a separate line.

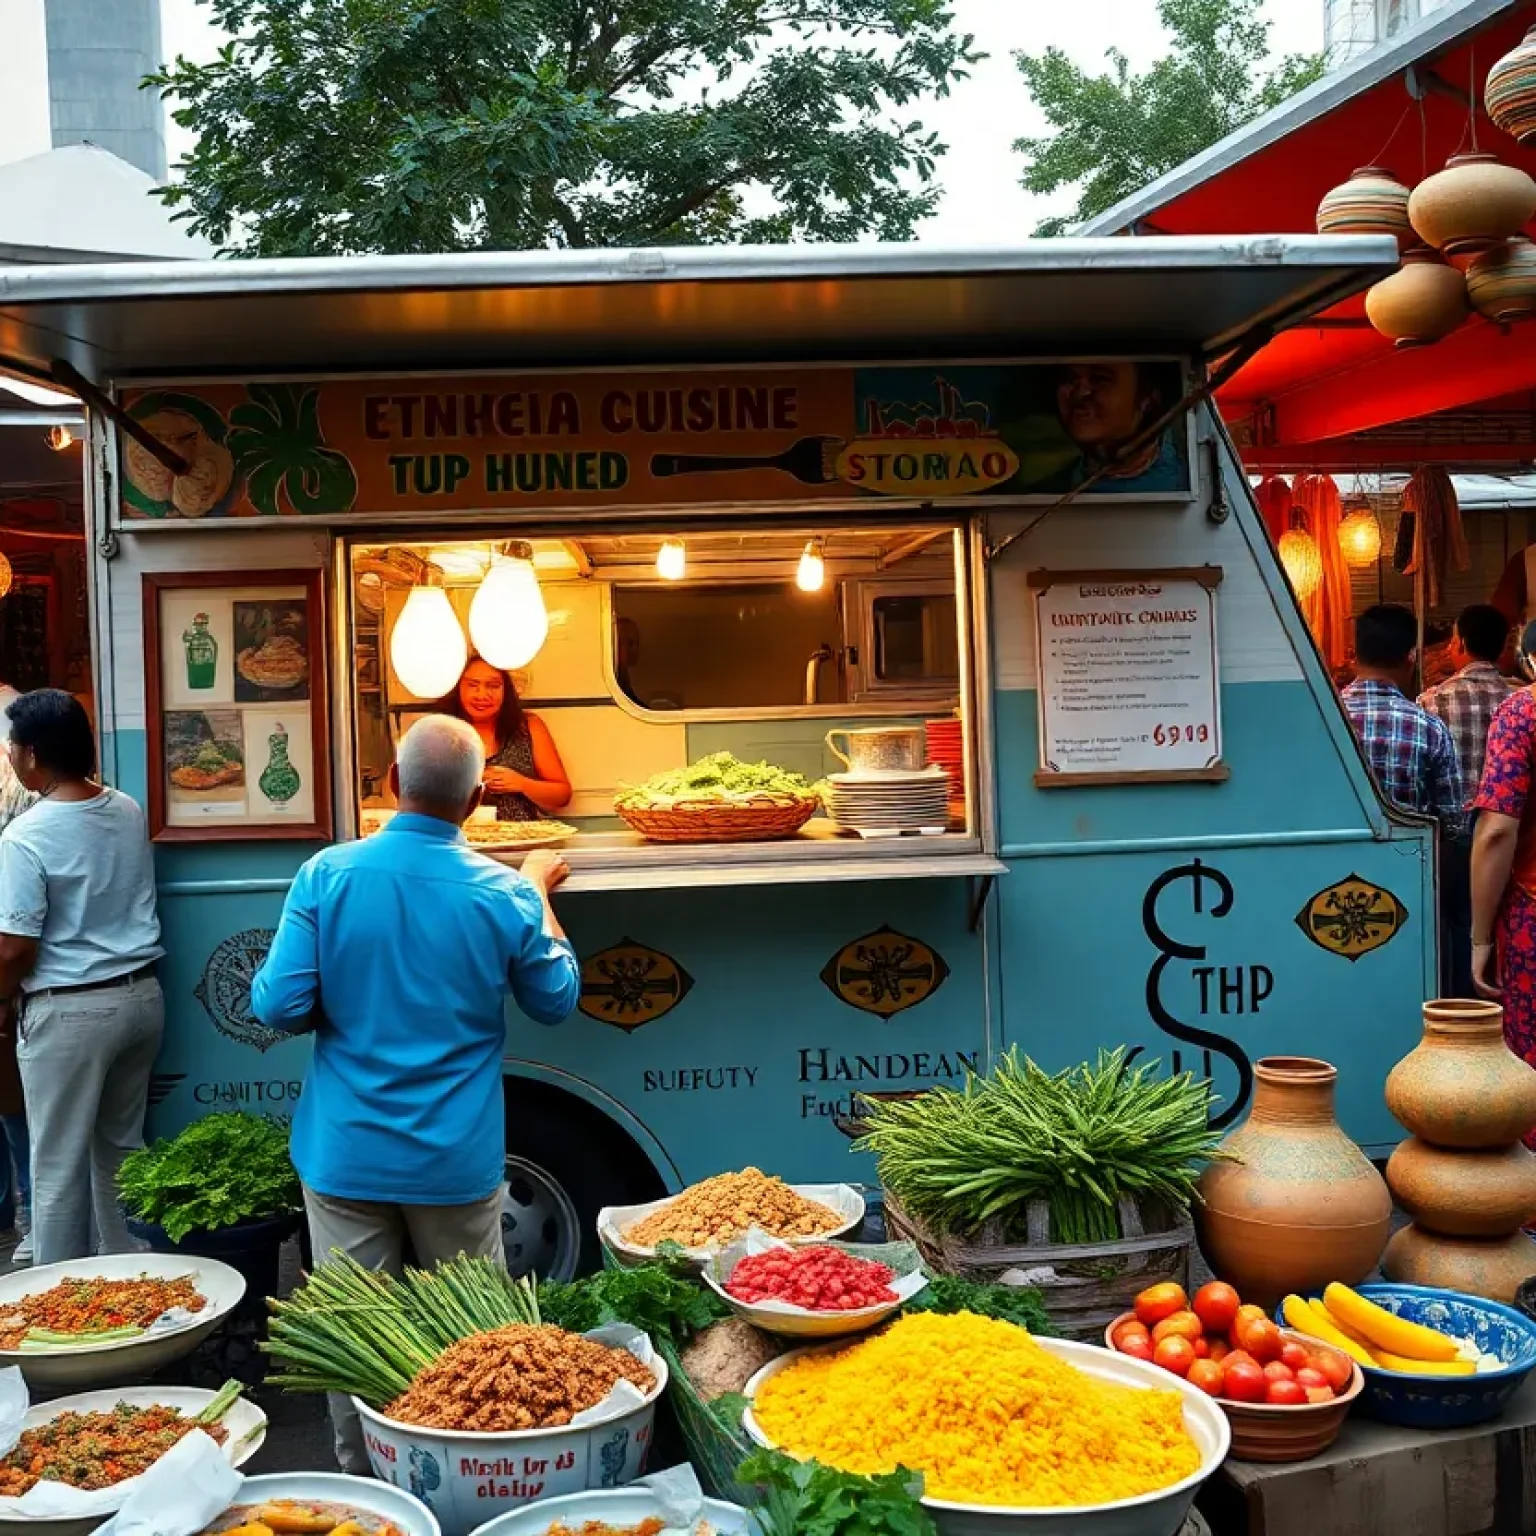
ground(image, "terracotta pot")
xmin=1380 ymin=1225 xmax=1536 ymax=1304
xmin=1196 ymin=1057 xmax=1393 ymax=1308
xmin=1408 ymin=153 xmax=1536 ymax=258
xmin=1467 ymin=236 xmax=1536 ymax=328
xmin=1386 ymin=1136 xmax=1536 ymax=1237
xmin=1486 ymin=25 xmax=1536 ymax=147
xmin=1385 ymin=999 xmax=1536 ymax=1148
xmin=1316 ymin=165 xmax=1413 ymax=246
xmin=1365 ymin=246 xmax=1468 ymax=348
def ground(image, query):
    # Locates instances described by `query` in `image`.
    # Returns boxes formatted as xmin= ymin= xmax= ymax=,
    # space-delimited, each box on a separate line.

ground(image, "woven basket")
xmin=616 ymin=793 xmax=819 ymax=844
xmin=882 ymin=1191 xmax=1193 ymax=1342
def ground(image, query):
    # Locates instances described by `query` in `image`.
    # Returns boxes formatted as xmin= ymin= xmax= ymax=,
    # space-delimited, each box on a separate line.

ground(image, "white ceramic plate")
xmin=212 ymin=1473 xmax=441 ymax=1536
xmin=469 ymin=1486 xmax=755 ymax=1535
xmin=0 ymin=1255 xmax=247 ymax=1389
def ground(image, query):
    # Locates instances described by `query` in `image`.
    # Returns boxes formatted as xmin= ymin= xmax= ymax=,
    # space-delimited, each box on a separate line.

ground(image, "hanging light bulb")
xmin=1338 ymin=504 xmax=1383 ymax=567
xmin=796 ymin=539 xmax=825 ymax=593
xmin=390 ymin=583 xmax=467 ymax=699
xmin=1278 ymin=518 xmax=1323 ymax=601
xmin=0 ymin=553 xmax=12 ymax=601
xmin=45 ymin=424 xmax=74 ymax=451
xmin=656 ymin=539 xmax=687 ymax=581
xmin=469 ymin=540 xmax=549 ymax=669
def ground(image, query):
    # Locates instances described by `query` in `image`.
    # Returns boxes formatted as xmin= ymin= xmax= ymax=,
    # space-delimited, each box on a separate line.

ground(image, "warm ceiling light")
xmin=45 ymin=424 xmax=75 ymax=451
xmin=796 ymin=539 xmax=825 ymax=593
xmin=469 ymin=541 xmax=550 ymax=669
xmin=1339 ymin=506 xmax=1382 ymax=567
xmin=657 ymin=539 xmax=687 ymax=581
xmin=389 ymin=585 xmax=467 ymax=699
xmin=0 ymin=377 xmax=75 ymax=407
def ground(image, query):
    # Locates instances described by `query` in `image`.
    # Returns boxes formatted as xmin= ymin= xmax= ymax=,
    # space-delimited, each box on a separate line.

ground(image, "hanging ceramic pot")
xmin=1486 ymin=24 xmax=1536 ymax=146
xmin=1195 ymin=1057 xmax=1393 ymax=1307
xmin=1365 ymin=246 xmax=1469 ymax=347
xmin=1386 ymin=1136 xmax=1536 ymax=1237
xmin=1385 ymin=999 xmax=1536 ymax=1148
xmin=1407 ymin=153 xmax=1536 ymax=259
xmin=1467 ymin=235 xmax=1536 ymax=327
xmin=1380 ymin=1225 xmax=1536 ymax=1304
xmin=1316 ymin=165 xmax=1413 ymax=246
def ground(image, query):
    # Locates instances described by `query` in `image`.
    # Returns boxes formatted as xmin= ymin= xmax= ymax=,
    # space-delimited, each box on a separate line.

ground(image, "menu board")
xmin=1030 ymin=568 xmax=1225 ymax=786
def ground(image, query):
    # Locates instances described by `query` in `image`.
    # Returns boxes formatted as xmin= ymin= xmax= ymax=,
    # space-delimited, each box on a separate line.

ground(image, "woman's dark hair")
xmin=431 ymin=654 xmax=524 ymax=744
xmin=6 ymin=689 xmax=96 ymax=778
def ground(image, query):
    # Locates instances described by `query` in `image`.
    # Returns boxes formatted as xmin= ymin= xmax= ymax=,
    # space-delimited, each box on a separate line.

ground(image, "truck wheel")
xmin=502 ymin=1084 xmax=667 ymax=1279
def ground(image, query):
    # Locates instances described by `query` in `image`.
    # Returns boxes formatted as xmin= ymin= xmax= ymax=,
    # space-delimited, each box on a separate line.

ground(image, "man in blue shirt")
xmin=252 ymin=713 xmax=579 ymax=1470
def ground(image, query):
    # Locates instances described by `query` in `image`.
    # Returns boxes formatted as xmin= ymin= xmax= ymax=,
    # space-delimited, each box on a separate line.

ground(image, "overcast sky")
xmin=2 ymin=0 xmax=1325 ymax=242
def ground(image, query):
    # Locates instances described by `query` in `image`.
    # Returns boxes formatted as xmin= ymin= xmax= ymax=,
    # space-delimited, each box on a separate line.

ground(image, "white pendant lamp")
xmin=796 ymin=539 xmax=826 ymax=593
xmin=469 ymin=541 xmax=549 ymax=669
xmin=390 ymin=583 xmax=467 ymax=699
xmin=657 ymin=539 xmax=687 ymax=581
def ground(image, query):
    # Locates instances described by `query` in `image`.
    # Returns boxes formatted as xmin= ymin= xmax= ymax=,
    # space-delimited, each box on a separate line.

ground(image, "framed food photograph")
xmin=143 ymin=570 xmax=332 ymax=841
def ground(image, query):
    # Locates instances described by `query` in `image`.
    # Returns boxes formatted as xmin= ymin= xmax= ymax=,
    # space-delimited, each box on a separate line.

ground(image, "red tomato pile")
xmin=1109 ymin=1281 xmax=1354 ymax=1407
xmin=725 ymin=1247 xmax=898 ymax=1311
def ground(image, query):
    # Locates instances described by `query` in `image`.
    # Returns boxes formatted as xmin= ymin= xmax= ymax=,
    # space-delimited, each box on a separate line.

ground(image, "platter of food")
xmin=461 ymin=818 xmax=578 ymax=850
xmin=614 ymin=754 xmax=821 ymax=844
xmin=0 ymin=1254 xmax=247 ymax=1387
xmin=468 ymin=1485 xmax=754 ymax=1535
xmin=197 ymin=1475 xmax=441 ymax=1536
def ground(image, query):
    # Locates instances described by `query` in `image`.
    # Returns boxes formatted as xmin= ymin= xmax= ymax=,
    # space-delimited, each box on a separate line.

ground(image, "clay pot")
xmin=1486 ymin=25 xmax=1536 ymax=146
xmin=1316 ymin=165 xmax=1413 ymax=246
xmin=1196 ymin=1057 xmax=1393 ymax=1307
xmin=1386 ymin=1137 xmax=1536 ymax=1237
xmin=1380 ymin=1225 xmax=1536 ymax=1304
xmin=1365 ymin=246 xmax=1468 ymax=348
xmin=1408 ymin=153 xmax=1536 ymax=259
xmin=1467 ymin=236 xmax=1536 ymax=328
xmin=1385 ymin=999 xmax=1536 ymax=1148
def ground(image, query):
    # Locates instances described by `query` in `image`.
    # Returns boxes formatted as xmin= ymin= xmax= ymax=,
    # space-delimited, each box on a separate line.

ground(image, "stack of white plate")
xmin=826 ymin=767 xmax=950 ymax=832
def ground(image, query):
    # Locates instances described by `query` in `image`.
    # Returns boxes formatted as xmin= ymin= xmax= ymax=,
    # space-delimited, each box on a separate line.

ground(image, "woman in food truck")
xmin=433 ymin=656 xmax=572 ymax=821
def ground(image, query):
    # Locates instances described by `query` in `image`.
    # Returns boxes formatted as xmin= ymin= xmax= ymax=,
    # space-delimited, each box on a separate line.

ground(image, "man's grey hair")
xmin=397 ymin=714 xmax=485 ymax=809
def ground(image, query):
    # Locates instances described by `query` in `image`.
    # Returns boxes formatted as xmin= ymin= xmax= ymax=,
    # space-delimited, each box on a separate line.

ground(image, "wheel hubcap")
xmin=502 ymin=1154 xmax=582 ymax=1281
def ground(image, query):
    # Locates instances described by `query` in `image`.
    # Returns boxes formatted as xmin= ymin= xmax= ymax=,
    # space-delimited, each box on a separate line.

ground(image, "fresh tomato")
xmin=1187 ymin=1359 xmax=1225 ymax=1397
xmin=1279 ymin=1340 xmax=1313 ymax=1373
xmin=1118 ymin=1335 xmax=1155 ymax=1363
xmin=1192 ymin=1336 xmax=1211 ymax=1359
xmin=1222 ymin=1348 xmax=1257 ymax=1372
xmin=1134 ymin=1282 xmax=1190 ymax=1328
xmin=1294 ymin=1366 xmax=1330 ymax=1391
xmin=1265 ymin=1379 xmax=1307 ymax=1407
xmin=1151 ymin=1310 xmax=1204 ymax=1344
xmin=1313 ymin=1348 xmax=1354 ymax=1393
xmin=1230 ymin=1303 xmax=1268 ymax=1349
xmin=1206 ymin=1338 xmax=1231 ymax=1365
xmin=1153 ymin=1336 xmax=1197 ymax=1378
xmin=1242 ymin=1319 xmax=1285 ymax=1364
xmin=1221 ymin=1359 xmax=1267 ymax=1402
xmin=1192 ymin=1281 xmax=1241 ymax=1335
xmin=1263 ymin=1361 xmax=1295 ymax=1383
xmin=1111 ymin=1319 xmax=1151 ymax=1351
xmin=1304 ymin=1385 xmax=1337 ymax=1404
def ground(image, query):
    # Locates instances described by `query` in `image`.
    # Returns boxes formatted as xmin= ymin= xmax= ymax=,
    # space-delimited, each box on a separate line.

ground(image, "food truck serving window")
xmin=344 ymin=522 xmax=994 ymax=893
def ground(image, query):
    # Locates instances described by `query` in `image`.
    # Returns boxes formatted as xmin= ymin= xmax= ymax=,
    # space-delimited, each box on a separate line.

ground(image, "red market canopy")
xmin=1081 ymin=0 xmax=1536 ymax=472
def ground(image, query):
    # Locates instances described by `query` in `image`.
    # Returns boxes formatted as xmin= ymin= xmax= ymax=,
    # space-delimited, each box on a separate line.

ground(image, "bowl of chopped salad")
xmin=0 ymin=1254 xmax=246 ymax=1388
xmin=0 ymin=1381 xmax=267 ymax=1536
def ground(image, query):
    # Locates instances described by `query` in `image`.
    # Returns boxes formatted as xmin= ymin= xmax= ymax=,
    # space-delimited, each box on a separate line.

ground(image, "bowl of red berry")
xmin=703 ymin=1237 xmax=929 ymax=1338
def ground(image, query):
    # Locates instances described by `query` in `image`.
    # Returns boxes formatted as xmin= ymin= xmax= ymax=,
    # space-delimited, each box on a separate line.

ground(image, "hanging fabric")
xmin=1255 ymin=476 xmax=1293 ymax=546
xmin=1403 ymin=467 xmax=1469 ymax=611
xmin=1294 ymin=474 xmax=1351 ymax=672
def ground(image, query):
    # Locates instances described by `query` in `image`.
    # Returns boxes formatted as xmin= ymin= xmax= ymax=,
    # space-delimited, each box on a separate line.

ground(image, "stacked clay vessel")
xmin=1381 ymin=999 xmax=1536 ymax=1302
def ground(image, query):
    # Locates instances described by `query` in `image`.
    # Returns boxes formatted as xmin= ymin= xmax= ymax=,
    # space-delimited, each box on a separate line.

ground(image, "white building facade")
xmin=1325 ymin=0 xmax=1460 ymax=63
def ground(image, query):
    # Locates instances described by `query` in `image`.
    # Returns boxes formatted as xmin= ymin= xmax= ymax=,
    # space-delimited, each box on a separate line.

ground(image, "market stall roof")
xmin=0 ymin=237 xmax=1395 ymax=387
xmin=1077 ymin=0 xmax=1536 ymax=456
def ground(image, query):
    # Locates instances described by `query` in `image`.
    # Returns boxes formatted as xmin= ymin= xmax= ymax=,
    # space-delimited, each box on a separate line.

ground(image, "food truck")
xmin=0 ymin=238 xmax=1428 ymax=1277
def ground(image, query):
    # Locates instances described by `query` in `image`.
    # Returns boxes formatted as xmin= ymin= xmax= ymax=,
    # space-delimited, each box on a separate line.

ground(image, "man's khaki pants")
xmin=301 ymin=1182 xmax=505 ymax=1473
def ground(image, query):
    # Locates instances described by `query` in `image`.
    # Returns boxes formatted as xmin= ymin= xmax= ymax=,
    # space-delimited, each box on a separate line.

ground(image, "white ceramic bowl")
xmin=599 ymin=1185 xmax=866 ymax=1270
xmin=0 ymin=1254 xmax=247 ymax=1389
xmin=743 ymin=1337 xmax=1230 ymax=1536
xmin=355 ymin=1349 xmax=667 ymax=1536
xmin=468 ymin=1486 xmax=755 ymax=1535
xmin=0 ymin=1384 xmax=268 ymax=1536
xmin=214 ymin=1473 xmax=441 ymax=1536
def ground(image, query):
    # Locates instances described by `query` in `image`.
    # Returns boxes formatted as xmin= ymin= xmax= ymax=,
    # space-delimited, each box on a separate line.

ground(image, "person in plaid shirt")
xmin=1420 ymin=605 xmax=1516 ymax=801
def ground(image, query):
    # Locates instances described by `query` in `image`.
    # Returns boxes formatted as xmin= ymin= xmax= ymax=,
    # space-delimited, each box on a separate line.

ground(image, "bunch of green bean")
xmin=263 ymin=1252 xmax=542 ymax=1405
xmin=855 ymin=1048 xmax=1226 ymax=1245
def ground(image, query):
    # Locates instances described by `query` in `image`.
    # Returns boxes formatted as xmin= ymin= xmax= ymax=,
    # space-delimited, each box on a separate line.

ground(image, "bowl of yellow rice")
xmin=742 ymin=1312 xmax=1229 ymax=1536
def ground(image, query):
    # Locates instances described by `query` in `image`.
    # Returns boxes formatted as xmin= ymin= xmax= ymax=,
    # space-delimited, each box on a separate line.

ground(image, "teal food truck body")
xmin=0 ymin=239 xmax=1427 ymax=1276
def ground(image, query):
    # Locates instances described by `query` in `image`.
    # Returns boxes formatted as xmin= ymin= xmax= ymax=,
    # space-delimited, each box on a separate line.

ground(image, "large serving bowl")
xmin=0 ymin=1253 xmax=246 ymax=1389
xmin=355 ymin=1346 xmax=668 ymax=1536
xmin=215 ymin=1473 xmax=441 ymax=1536
xmin=702 ymin=1246 xmax=927 ymax=1341
xmin=743 ymin=1336 xmax=1229 ymax=1536
xmin=0 ymin=1384 xmax=267 ymax=1536
xmin=468 ymin=1486 xmax=755 ymax=1535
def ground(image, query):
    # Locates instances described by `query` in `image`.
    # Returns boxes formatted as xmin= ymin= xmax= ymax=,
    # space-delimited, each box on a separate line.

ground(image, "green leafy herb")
xmin=739 ymin=1449 xmax=937 ymax=1536
xmin=537 ymin=1263 xmax=727 ymax=1352
xmin=117 ymin=1112 xmax=300 ymax=1242
xmin=905 ymin=1274 xmax=1055 ymax=1335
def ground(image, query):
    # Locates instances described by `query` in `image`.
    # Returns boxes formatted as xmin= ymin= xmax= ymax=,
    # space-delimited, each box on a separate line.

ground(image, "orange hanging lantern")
xmin=1279 ymin=516 xmax=1323 ymax=602
xmin=1338 ymin=504 xmax=1382 ymax=567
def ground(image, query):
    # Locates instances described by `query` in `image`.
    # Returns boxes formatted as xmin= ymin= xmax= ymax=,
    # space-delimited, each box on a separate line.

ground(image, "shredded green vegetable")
xmin=615 ymin=751 xmax=816 ymax=807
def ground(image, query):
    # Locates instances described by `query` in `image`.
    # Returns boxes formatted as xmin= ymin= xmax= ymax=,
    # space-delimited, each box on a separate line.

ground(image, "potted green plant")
xmin=119 ymin=1111 xmax=303 ymax=1307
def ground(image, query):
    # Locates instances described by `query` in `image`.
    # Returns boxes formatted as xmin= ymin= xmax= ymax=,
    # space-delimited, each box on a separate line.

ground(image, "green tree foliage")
xmin=1014 ymin=0 xmax=1325 ymax=236
xmin=148 ymin=0 xmax=978 ymax=255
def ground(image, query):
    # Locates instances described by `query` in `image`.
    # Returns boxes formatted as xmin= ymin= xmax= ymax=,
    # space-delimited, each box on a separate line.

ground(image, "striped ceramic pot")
xmin=1316 ymin=165 xmax=1412 ymax=246
xmin=1467 ymin=235 xmax=1536 ymax=327
xmin=1486 ymin=24 xmax=1536 ymax=146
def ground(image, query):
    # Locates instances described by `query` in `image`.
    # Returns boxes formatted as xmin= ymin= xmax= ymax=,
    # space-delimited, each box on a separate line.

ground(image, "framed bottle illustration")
xmin=142 ymin=570 xmax=332 ymax=842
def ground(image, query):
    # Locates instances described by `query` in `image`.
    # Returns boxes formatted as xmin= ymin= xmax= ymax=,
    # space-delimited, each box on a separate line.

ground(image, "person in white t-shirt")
xmin=0 ymin=684 xmax=34 ymax=1262
xmin=0 ymin=691 xmax=164 ymax=1265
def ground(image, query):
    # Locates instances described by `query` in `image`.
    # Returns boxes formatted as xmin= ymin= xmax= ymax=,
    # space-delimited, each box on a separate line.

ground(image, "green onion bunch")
xmin=856 ymin=1047 xmax=1226 ymax=1245
xmin=263 ymin=1252 xmax=541 ymax=1405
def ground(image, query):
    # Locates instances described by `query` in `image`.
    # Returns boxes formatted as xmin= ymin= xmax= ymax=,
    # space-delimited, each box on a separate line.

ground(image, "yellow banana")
xmin=1281 ymin=1294 xmax=1375 ymax=1368
xmin=1323 ymin=1282 xmax=1459 ymax=1363
xmin=1366 ymin=1346 xmax=1476 ymax=1376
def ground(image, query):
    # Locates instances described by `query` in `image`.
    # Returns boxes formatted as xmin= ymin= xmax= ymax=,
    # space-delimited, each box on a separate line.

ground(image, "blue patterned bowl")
xmin=1279 ymin=1284 xmax=1536 ymax=1429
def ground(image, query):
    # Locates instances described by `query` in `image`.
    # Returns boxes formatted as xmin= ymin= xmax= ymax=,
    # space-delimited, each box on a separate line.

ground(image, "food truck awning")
xmin=1077 ymin=0 xmax=1536 ymax=458
xmin=0 ymin=238 xmax=1396 ymax=387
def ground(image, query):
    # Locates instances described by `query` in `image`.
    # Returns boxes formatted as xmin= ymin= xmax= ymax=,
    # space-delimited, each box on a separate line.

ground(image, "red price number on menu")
xmin=1153 ymin=723 xmax=1211 ymax=748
